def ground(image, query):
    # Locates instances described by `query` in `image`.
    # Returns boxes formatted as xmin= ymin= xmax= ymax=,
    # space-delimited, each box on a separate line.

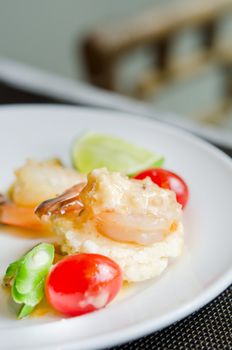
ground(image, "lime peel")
xmin=72 ymin=133 xmax=164 ymax=175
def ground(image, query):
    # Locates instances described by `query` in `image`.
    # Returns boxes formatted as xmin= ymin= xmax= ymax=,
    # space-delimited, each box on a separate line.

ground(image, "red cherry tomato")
xmin=135 ymin=168 xmax=189 ymax=208
xmin=46 ymin=253 xmax=123 ymax=317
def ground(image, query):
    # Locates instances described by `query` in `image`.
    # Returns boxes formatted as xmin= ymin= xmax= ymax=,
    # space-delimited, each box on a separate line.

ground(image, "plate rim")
xmin=0 ymin=104 xmax=232 ymax=350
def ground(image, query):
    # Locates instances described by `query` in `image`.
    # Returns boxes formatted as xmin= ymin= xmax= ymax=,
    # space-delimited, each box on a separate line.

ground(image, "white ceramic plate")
xmin=0 ymin=105 xmax=231 ymax=350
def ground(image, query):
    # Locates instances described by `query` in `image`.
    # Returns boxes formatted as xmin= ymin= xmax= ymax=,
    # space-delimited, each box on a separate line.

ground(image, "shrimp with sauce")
xmin=0 ymin=159 xmax=86 ymax=230
xmin=35 ymin=168 xmax=184 ymax=282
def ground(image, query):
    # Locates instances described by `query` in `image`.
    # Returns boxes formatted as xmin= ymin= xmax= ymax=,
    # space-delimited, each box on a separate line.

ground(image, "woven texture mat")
xmin=109 ymin=285 xmax=232 ymax=350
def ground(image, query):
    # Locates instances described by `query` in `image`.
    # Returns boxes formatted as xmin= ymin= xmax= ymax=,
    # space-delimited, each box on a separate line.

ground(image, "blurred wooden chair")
xmin=82 ymin=0 xmax=232 ymax=124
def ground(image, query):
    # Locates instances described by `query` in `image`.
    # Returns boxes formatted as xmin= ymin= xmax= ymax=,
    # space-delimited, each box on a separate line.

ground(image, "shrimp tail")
xmin=35 ymin=183 xmax=86 ymax=219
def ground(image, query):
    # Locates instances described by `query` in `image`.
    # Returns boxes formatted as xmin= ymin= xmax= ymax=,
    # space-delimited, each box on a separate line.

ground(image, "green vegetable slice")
xmin=21 ymin=279 xmax=45 ymax=306
xmin=18 ymin=304 xmax=35 ymax=319
xmin=3 ymin=259 xmax=23 ymax=287
xmin=11 ymin=283 xmax=25 ymax=304
xmin=12 ymin=278 xmax=45 ymax=306
xmin=15 ymin=243 xmax=54 ymax=294
xmin=3 ymin=243 xmax=55 ymax=319
xmin=72 ymin=133 xmax=164 ymax=175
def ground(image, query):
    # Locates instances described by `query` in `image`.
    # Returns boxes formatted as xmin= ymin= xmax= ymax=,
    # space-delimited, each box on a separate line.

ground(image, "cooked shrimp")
xmin=50 ymin=168 xmax=183 ymax=282
xmin=11 ymin=159 xmax=86 ymax=207
xmin=0 ymin=181 xmax=85 ymax=231
xmin=95 ymin=212 xmax=174 ymax=245
xmin=0 ymin=194 xmax=43 ymax=230
xmin=35 ymin=182 xmax=86 ymax=219
xmin=0 ymin=159 xmax=86 ymax=230
xmin=44 ymin=168 xmax=182 ymax=245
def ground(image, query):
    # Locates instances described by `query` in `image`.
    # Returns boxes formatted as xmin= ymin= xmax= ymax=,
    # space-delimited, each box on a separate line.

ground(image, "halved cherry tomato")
xmin=134 ymin=168 xmax=189 ymax=208
xmin=46 ymin=253 xmax=123 ymax=317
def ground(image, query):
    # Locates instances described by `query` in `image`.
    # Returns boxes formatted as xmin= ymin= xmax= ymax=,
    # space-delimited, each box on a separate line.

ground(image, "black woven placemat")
xmin=109 ymin=285 xmax=232 ymax=350
xmin=1 ymin=80 xmax=231 ymax=350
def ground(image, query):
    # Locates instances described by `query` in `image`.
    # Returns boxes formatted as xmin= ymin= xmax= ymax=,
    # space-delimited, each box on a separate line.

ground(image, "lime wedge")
xmin=72 ymin=133 xmax=164 ymax=175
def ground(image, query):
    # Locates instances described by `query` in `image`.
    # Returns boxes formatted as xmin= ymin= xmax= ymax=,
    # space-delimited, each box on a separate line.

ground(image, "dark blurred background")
xmin=1 ymin=0 xmax=232 ymax=130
